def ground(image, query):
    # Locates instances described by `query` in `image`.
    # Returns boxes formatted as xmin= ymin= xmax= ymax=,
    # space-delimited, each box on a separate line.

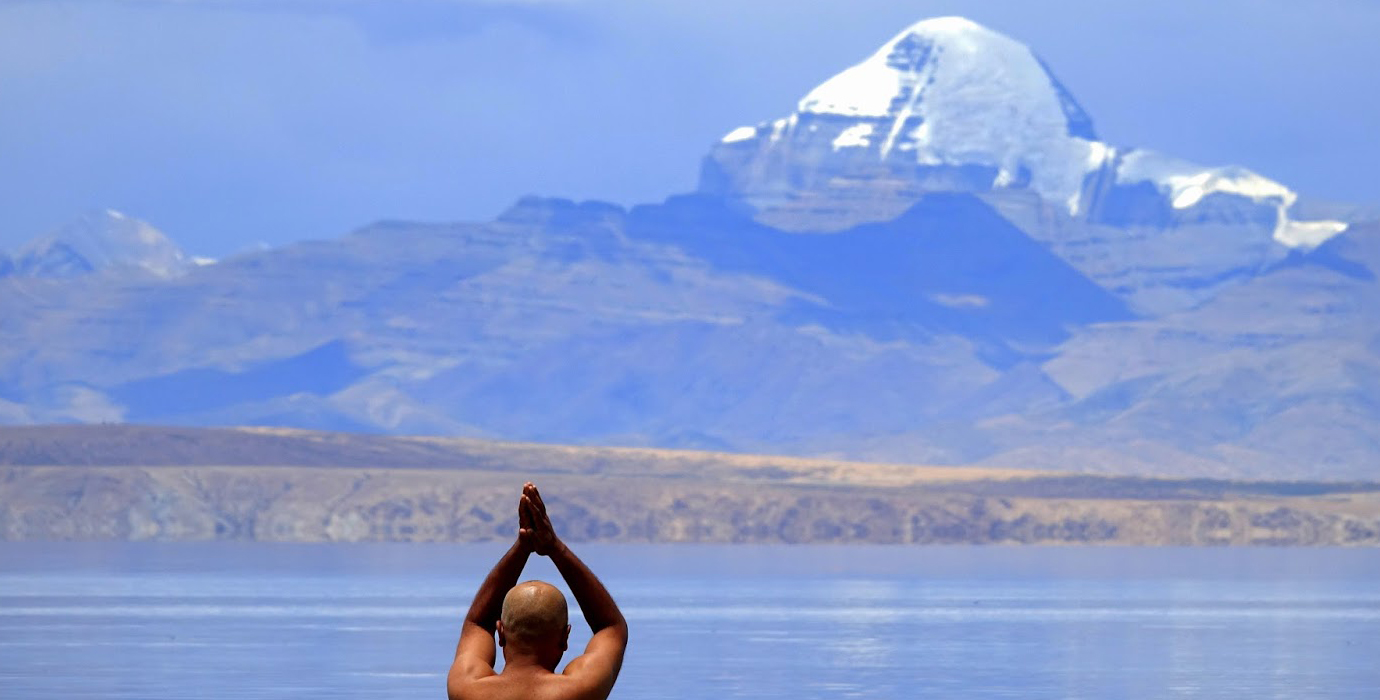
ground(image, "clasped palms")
xmin=518 ymin=481 xmax=559 ymax=556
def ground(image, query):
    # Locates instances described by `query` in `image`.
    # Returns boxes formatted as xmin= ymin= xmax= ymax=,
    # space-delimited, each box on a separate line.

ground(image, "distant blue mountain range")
xmin=2 ymin=17 xmax=1377 ymax=480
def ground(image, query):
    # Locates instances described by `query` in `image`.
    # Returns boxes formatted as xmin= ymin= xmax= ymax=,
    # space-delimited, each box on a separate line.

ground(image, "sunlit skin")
xmin=447 ymin=482 xmax=628 ymax=700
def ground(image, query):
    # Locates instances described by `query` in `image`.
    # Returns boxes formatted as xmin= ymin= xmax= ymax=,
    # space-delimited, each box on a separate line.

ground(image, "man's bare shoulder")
xmin=453 ymin=669 xmax=607 ymax=700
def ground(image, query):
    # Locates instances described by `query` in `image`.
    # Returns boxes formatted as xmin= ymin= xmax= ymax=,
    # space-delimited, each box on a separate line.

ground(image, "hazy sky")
xmin=2 ymin=0 xmax=1378 ymax=256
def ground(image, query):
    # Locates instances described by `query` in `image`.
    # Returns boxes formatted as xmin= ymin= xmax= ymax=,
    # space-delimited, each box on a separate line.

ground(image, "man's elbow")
xmin=462 ymin=617 xmax=496 ymax=635
xmin=610 ymin=618 xmax=629 ymax=645
xmin=445 ymin=670 xmax=467 ymax=700
xmin=591 ymin=616 xmax=629 ymax=646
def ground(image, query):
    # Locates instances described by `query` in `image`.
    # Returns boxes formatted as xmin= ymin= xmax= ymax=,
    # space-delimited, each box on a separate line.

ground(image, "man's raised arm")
xmin=521 ymin=483 xmax=628 ymax=690
xmin=447 ymin=508 xmax=532 ymax=695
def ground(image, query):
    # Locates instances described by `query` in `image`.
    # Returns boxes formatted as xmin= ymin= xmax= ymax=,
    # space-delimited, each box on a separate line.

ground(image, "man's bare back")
xmin=447 ymin=483 xmax=628 ymax=700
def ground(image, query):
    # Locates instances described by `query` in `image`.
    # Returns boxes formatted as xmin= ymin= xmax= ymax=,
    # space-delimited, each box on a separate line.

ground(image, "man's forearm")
xmin=465 ymin=540 xmax=530 ymax=631
xmin=550 ymin=540 xmax=626 ymax=634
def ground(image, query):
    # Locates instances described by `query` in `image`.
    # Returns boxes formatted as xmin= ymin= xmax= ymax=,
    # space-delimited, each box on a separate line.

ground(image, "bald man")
xmin=448 ymin=482 xmax=629 ymax=700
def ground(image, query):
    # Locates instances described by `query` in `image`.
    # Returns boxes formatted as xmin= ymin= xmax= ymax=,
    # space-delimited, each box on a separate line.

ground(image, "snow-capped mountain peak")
xmin=10 ymin=210 xmax=193 ymax=278
xmin=798 ymin=16 xmax=1094 ymax=140
xmin=706 ymin=16 xmax=1105 ymax=214
xmin=701 ymin=16 xmax=1347 ymax=248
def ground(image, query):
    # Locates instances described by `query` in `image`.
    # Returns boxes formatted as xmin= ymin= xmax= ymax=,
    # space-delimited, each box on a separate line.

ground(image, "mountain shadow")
xmin=110 ymin=340 xmax=368 ymax=421
xmin=627 ymin=192 xmax=1133 ymax=362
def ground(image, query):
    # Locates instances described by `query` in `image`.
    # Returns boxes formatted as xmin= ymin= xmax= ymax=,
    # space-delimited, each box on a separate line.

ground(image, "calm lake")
xmin=1 ymin=543 xmax=1377 ymax=699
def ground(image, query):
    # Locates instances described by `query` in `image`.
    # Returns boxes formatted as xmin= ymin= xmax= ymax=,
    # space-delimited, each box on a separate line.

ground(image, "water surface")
xmin=1 ymin=543 xmax=1376 ymax=699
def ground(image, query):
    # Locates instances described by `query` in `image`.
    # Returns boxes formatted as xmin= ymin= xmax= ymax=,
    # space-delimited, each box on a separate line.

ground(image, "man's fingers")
xmin=520 ymin=483 xmax=553 ymax=540
xmin=521 ymin=494 xmax=553 ymax=532
xmin=523 ymin=482 xmax=548 ymax=514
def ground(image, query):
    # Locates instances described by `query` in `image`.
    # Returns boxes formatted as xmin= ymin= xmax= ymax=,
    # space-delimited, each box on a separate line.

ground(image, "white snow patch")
xmin=1085 ymin=141 xmax=1116 ymax=171
xmin=768 ymin=117 xmax=790 ymax=143
xmin=1165 ymin=170 xmax=1292 ymax=210
xmin=831 ymin=122 xmax=875 ymax=150
xmin=800 ymin=62 xmax=901 ymax=118
xmin=1116 ymin=151 xmax=1290 ymax=209
xmin=1117 ymin=149 xmax=1348 ymax=248
xmin=721 ymin=125 xmax=757 ymax=143
xmin=1275 ymin=219 xmax=1348 ymax=248
xmin=799 ymin=17 xmax=988 ymax=118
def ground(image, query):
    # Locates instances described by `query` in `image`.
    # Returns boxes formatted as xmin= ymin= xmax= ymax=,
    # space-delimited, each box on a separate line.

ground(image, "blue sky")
xmin=2 ymin=0 xmax=1378 ymax=256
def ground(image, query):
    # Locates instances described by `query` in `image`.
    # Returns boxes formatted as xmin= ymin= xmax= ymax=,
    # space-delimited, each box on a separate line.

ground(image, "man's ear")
xmin=561 ymin=624 xmax=570 ymax=652
xmin=496 ymin=620 xmax=507 ymax=648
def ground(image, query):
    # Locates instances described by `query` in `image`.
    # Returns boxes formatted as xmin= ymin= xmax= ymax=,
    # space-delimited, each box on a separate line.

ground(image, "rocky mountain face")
xmin=2 ymin=17 xmax=1377 ymax=481
xmin=0 ymin=195 xmax=1119 ymax=452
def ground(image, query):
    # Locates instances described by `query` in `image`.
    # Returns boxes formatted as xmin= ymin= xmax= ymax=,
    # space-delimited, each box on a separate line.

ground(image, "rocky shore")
xmin=3 ymin=426 xmax=1377 ymax=546
xmin=4 ymin=463 xmax=1377 ymax=546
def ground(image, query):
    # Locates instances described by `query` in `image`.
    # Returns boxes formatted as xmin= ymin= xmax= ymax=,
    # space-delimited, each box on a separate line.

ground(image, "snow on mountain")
xmin=9 ymin=209 xmax=195 ymax=278
xmin=795 ymin=16 xmax=1102 ymax=214
xmin=703 ymin=16 xmax=1346 ymax=248
xmin=1110 ymin=150 xmax=1347 ymax=247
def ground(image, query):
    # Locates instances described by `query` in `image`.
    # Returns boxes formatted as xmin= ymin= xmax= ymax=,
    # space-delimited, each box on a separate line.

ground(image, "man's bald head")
xmin=500 ymin=580 xmax=569 ymax=645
